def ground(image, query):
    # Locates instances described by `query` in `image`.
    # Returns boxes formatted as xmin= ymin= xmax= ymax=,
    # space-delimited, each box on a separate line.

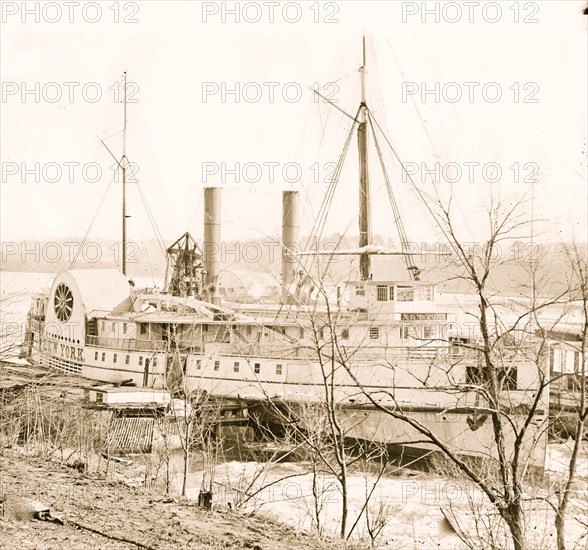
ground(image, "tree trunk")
xmin=554 ymin=509 xmax=565 ymax=550
xmin=339 ymin=475 xmax=348 ymax=539
xmin=181 ymin=445 xmax=189 ymax=497
xmin=503 ymin=502 xmax=526 ymax=550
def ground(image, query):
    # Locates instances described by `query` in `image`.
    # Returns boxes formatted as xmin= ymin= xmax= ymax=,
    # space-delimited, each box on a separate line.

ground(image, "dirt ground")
xmin=0 ymin=448 xmax=361 ymax=550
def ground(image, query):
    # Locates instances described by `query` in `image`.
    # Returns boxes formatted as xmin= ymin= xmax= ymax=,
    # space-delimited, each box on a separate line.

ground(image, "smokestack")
xmin=203 ymin=187 xmax=221 ymax=304
xmin=282 ymin=190 xmax=300 ymax=296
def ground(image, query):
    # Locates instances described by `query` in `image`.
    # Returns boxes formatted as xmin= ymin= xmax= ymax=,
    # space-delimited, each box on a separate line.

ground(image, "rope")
xmin=367 ymin=110 xmax=417 ymax=278
xmin=69 ymin=173 xmax=115 ymax=270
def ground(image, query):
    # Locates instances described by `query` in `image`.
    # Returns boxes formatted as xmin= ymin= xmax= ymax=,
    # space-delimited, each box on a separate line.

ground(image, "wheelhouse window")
xmin=415 ymin=285 xmax=434 ymax=301
xmin=101 ymin=352 xmax=105 ymax=361
xmin=369 ymin=327 xmax=380 ymax=340
xmin=153 ymin=358 xmax=157 ymax=367
xmin=389 ymin=286 xmax=395 ymax=300
xmin=377 ymin=285 xmax=388 ymax=301
xmin=423 ymin=324 xmax=435 ymax=340
xmin=196 ymin=359 xmax=201 ymax=370
xmin=254 ymin=363 xmax=260 ymax=374
xmin=355 ymin=285 xmax=365 ymax=296
xmin=113 ymin=353 xmax=117 ymax=363
xmin=214 ymin=360 xmax=220 ymax=371
xmin=397 ymin=286 xmax=414 ymax=302
xmin=140 ymin=323 xmax=147 ymax=335
xmin=139 ymin=356 xmax=143 ymax=366
xmin=94 ymin=351 xmax=98 ymax=360
xmin=125 ymin=355 xmax=130 ymax=364
xmin=276 ymin=364 xmax=283 ymax=375
xmin=234 ymin=361 xmax=240 ymax=372
xmin=123 ymin=323 xmax=127 ymax=335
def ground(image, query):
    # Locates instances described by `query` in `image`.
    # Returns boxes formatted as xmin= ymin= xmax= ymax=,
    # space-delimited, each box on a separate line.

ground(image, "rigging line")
xmin=370 ymin=108 xmax=503 ymax=294
xmin=367 ymin=111 xmax=417 ymax=279
xmin=303 ymin=105 xmax=360 ymax=256
xmin=134 ymin=181 xmax=167 ymax=260
xmin=69 ymin=173 xmax=116 ymax=270
xmin=327 ymin=67 xmax=361 ymax=85
xmin=100 ymin=128 xmax=124 ymax=144
xmin=312 ymin=121 xmax=357 ymax=250
xmin=384 ymin=36 xmax=479 ymax=249
xmin=313 ymin=90 xmax=358 ymax=123
xmin=367 ymin=109 xmax=454 ymax=254
xmin=384 ymin=36 xmax=440 ymax=160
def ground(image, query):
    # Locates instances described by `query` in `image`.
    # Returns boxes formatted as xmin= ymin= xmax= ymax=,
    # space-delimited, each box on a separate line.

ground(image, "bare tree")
xmin=328 ymin=193 xmax=572 ymax=550
xmin=547 ymin=242 xmax=588 ymax=550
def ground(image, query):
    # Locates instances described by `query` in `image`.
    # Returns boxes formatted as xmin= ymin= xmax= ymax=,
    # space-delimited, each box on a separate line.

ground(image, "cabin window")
xmin=403 ymin=324 xmax=419 ymax=339
xmin=551 ymin=348 xmax=562 ymax=373
xmin=276 ymin=364 xmax=283 ymax=375
xmin=397 ymin=286 xmax=414 ymax=302
xmin=340 ymin=327 xmax=349 ymax=339
xmin=153 ymin=358 xmax=157 ymax=367
xmin=318 ymin=328 xmax=324 ymax=339
xmin=139 ymin=356 xmax=143 ymax=366
xmin=389 ymin=286 xmax=395 ymax=300
xmin=498 ymin=368 xmax=517 ymax=390
xmin=567 ymin=374 xmax=581 ymax=391
xmin=377 ymin=286 xmax=388 ymax=301
xmin=123 ymin=323 xmax=127 ymax=334
xmin=450 ymin=337 xmax=467 ymax=357
xmin=234 ymin=361 xmax=240 ymax=372
xmin=101 ymin=321 xmax=105 ymax=331
xmin=214 ymin=360 xmax=220 ymax=371
xmin=466 ymin=366 xmax=484 ymax=386
xmin=467 ymin=366 xmax=518 ymax=390
xmin=246 ymin=325 xmax=253 ymax=337
xmin=140 ymin=323 xmax=147 ymax=335
xmin=125 ymin=354 xmax=130 ymax=365
xmin=355 ymin=285 xmax=365 ymax=297
xmin=424 ymin=324 xmax=435 ymax=340
xmin=94 ymin=351 xmax=98 ymax=361
xmin=101 ymin=352 xmax=105 ymax=361
xmin=113 ymin=353 xmax=117 ymax=363
xmin=299 ymin=327 xmax=305 ymax=339
xmin=369 ymin=327 xmax=380 ymax=340
xmin=196 ymin=359 xmax=201 ymax=370
xmin=254 ymin=363 xmax=260 ymax=374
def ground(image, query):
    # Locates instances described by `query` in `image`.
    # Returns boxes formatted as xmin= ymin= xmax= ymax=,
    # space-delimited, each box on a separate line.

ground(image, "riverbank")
xmin=0 ymin=447 xmax=363 ymax=550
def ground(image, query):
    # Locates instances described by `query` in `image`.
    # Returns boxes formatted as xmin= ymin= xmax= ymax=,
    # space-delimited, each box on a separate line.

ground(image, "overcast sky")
xmin=1 ymin=0 xmax=587 ymax=249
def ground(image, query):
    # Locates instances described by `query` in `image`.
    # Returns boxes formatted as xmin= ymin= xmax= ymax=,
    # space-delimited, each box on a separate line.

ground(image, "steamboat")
xmin=21 ymin=41 xmax=550 ymax=467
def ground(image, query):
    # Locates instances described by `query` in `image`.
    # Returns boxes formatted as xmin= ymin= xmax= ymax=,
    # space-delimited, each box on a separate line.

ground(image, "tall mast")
xmin=122 ymin=71 xmax=127 ymax=276
xmin=358 ymin=36 xmax=371 ymax=280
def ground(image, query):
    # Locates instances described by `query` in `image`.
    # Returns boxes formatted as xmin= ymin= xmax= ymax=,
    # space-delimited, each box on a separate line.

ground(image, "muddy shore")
xmin=0 ymin=448 xmax=363 ymax=550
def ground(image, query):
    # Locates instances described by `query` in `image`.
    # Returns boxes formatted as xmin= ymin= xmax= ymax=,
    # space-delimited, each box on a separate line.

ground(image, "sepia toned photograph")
xmin=1 ymin=1 xmax=587 ymax=548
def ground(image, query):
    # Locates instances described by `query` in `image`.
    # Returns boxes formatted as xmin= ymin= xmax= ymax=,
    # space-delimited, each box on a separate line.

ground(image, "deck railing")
xmin=85 ymin=335 xmax=167 ymax=352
